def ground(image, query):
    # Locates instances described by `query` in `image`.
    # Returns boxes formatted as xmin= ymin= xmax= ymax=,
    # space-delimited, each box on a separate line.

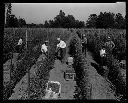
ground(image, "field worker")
xmin=67 ymin=56 xmax=74 ymax=66
xmin=56 ymin=38 xmax=66 ymax=62
xmin=99 ymin=47 xmax=109 ymax=77
xmin=82 ymin=34 xmax=87 ymax=55
xmin=41 ymin=40 xmax=48 ymax=57
xmin=15 ymin=38 xmax=23 ymax=53
xmin=100 ymin=48 xmax=107 ymax=66
xmin=104 ymin=36 xmax=115 ymax=54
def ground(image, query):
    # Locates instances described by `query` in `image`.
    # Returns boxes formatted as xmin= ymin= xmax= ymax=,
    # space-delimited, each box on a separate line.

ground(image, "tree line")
xmin=5 ymin=3 xmax=126 ymax=29
xmin=86 ymin=12 xmax=126 ymax=29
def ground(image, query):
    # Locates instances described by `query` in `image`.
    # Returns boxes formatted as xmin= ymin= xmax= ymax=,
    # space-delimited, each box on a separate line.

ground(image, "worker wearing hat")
xmin=104 ymin=36 xmax=115 ymax=54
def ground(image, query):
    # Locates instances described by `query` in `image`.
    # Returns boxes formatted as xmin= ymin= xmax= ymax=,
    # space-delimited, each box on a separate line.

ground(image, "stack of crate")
xmin=64 ymin=57 xmax=76 ymax=81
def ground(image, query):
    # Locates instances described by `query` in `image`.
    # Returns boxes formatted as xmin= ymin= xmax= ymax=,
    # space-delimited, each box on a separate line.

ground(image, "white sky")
xmin=11 ymin=3 xmax=126 ymax=24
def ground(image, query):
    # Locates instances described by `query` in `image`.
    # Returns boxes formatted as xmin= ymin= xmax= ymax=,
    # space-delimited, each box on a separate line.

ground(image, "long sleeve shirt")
xmin=41 ymin=44 xmax=48 ymax=53
xmin=82 ymin=37 xmax=87 ymax=44
xmin=17 ymin=39 xmax=23 ymax=45
xmin=57 ymin=40 xmax=66 ymax=48
xmin=100 ymin=48 xmax=106 ymax=57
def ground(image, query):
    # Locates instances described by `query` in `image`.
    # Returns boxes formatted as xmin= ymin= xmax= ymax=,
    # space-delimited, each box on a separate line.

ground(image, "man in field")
xmin=99 ymin=47 xmax=110 ymax=78
xmin=100 ymin=47 xmax=107 ymax=66
xmin=104 ymin=36 xmax=115 ymax=54
xmin=41 ymin=40 xmax=48 ymax=60
xmin=99 ymin=36 xmax=115 ymax=77
xmin=100 ymin=36 xmax=115 ymax=65
xmin=14 ymin=37 xmax=25 ymax=60
xmin=81 ymin=34 xmax=87 ymax=55
xmin=15 ymin=38 xmax=23 ymax=53
xmin=56 ymin=38 xmax=66 ymax=62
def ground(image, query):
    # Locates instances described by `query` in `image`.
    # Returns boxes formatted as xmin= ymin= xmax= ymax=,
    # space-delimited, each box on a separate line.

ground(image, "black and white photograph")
xmin=3 ymin=3 xmax=126 ymax=101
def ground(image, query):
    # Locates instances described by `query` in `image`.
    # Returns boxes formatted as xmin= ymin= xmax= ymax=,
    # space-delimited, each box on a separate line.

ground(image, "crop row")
xmin=68 ymin=30 xmax=126 ymax=101
xmin=3 ymin=28 xmax=71 ymax=100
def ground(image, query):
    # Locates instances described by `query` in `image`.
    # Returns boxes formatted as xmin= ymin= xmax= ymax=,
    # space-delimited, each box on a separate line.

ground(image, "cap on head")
xmin=57 ymin=38 xmax=60 ymax=41
xmin=45 ymin=40 xmax=48 ymax=43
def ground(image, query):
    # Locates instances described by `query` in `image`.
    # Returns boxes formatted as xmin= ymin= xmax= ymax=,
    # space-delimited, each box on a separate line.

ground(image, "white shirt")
xmin=41 ymin=44 xmax=48 ymax=53
xmin=67 ymin=57 xmax=73 ymax=64
xmin=57 ymin=40 xmax=66 ymax=48
xmin=100 ymin=49 xmax=106 ymax=57
xmin=17 ymin=39 xmax=23 ymax=45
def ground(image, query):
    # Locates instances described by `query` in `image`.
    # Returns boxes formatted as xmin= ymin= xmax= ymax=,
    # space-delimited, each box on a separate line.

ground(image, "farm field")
xmin=3 ymin=28 xmax=126 ymax=101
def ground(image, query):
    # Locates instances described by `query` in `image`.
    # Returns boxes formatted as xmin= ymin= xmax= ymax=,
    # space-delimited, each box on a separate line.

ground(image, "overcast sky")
xmin=11 ymin=3 xmax=126 ymax=24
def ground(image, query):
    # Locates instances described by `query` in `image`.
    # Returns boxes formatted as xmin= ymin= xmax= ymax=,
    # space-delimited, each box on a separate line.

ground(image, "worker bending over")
xmin=56 ymin=38 xmax=66 ymax=62
xmin=41 ymin=40 xmax=48 ymax=60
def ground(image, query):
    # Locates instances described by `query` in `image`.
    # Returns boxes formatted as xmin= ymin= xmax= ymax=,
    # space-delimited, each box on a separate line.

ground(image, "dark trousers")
xmin=56 ymin=48 xmax=66 ymax=60
xmin=101 ymin=56 xmax=107 ymax=66
xmin=60 ymin=48 xmax=66 ymax=60
xmin=15 ymin=45 xmax=22 ymax=53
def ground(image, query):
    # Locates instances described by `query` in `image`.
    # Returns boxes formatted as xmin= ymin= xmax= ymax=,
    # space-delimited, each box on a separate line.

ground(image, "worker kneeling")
xmin=45 ymin=81 xmax=61 ymax=99
xmin=56 ymin=38 xmax=66 ymax=62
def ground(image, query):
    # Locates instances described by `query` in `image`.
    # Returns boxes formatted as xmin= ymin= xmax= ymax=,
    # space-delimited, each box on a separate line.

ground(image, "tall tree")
xmin=66 ymin=15 xmax=76 ymax=28
xmin=44 ymin=10 xmax=85 ymax=28
xmin=5 ymin=3 xmax=12 ymax=26
xmin=18 ymin=17 xmax=26 ymax=27
xmin=114 ymin=13 xmax=125 ymax=29
xmin=96 ymin=12 xmax=115 ymax=28
xmin=86 ymin=14 xmax=97 ymax=28
xmin=8 ymin=14 xmax=19 ymax=27
xmin=54 ymin=10 xmax=66 ymax=28
xmin=49 ymin=20 xmax=54 ymax=28
xmin=44 ymin=20 xmax=49 ymax=28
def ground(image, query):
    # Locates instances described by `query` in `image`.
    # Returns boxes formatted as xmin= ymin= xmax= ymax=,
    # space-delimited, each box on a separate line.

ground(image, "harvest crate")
xmin=64 ymin=69 xmax=76 ymax=81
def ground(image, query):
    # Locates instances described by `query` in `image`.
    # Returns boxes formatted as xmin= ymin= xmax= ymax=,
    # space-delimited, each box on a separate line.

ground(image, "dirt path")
xmin=45 ymin=60 xmax=76 ymax=99
xmin=85 ymin=50 xmax=98 ymax=65
xmin=83 ymin=64 xmax=116 ymax=99
xmin=41 ymin=33 xmax=77 ymax=99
